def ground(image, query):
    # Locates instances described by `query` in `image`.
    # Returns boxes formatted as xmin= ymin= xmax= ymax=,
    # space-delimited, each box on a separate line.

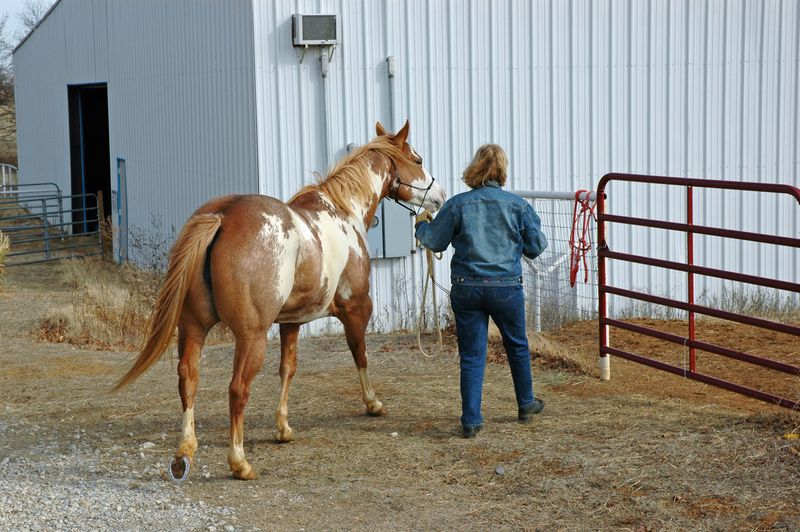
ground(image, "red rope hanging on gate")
xmin=569 ymin=189 xmax=597 ymax=287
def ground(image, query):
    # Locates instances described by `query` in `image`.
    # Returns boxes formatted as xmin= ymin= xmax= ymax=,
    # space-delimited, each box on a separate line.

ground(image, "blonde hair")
xmin=462 ymin=144 xmax=508 ymax=189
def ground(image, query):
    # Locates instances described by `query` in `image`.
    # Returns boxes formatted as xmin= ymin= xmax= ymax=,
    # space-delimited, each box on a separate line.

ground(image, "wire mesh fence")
xmin=517 ymin=191 xmax=598 ymax=332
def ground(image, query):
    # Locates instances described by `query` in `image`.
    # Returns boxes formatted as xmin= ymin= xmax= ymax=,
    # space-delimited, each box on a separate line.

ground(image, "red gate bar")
xmin=601 ymin=213 xmax=800 ymax=248
xmin=603 ymin=346 xmax=799 ymax=410
xmin=596 ymin=173 xmax=800 ymax=409
xmin=602 ymin=317 xmax=800 ymax=375
xmin=601 ymin=250 xmax=800 ymax=293
xmin=603 ymin=285 xmax=800 ymax=337
xmin=599 ymin=174 xmax=800 ymax=199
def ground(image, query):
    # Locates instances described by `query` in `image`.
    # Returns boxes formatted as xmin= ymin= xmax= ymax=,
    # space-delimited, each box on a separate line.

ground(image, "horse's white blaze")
xmin=419 ymin=165 xmax=447 ymax=211
xmin=422 ymin=166 xmax=434 ymax=185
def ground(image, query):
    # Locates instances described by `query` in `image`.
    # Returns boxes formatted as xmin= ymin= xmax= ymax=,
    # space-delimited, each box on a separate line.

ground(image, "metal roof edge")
xmin=12 ymin=0 xmax=65 ymax=55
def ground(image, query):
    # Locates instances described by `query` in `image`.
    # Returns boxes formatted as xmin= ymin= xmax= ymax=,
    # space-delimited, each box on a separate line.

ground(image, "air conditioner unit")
xmin=292 ymin=14 xmax=339 ymax=47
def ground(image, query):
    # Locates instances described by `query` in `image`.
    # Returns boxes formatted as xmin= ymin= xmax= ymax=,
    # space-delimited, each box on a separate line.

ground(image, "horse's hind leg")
xmin=339 ymin=299 xmax=386 ymax=416
xmin=175 ymin=314 xmax=211 ymax=465
xmin=275 ymin=323 xmax=300 ymax=442
xmin=227 ymin=330 xmax=266 ymax=480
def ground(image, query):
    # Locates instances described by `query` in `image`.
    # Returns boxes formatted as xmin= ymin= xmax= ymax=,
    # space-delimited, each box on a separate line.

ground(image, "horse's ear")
xmin=375 ymin=121 xmax=388 ymax=136
xmin=395 ymin=120 xmax=410 ymax=143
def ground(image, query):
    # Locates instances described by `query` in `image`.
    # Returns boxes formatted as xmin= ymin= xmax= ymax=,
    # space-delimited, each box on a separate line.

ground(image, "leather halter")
xmin=388 ymin=158 xmax=435 ymax=215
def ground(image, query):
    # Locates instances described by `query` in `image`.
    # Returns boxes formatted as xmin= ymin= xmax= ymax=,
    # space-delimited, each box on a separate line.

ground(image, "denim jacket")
xmin=415 ymin=181 xmax=548 ymax=285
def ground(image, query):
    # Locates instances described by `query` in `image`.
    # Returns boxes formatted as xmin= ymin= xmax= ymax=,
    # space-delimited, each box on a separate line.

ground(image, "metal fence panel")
xmin=0 ymin=185 xmax=102 ymax=265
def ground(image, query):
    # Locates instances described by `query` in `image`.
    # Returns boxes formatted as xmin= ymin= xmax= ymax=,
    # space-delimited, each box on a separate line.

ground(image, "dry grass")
xmin=37 ymin=258 xmax=163 ymax=349
xmin=99 ymin=215 xmax=114 ymax=260
xmin=36 ymin=257 xmax=231 ymax=350
xmin=487 ymin=318 xmax=593 ymax=375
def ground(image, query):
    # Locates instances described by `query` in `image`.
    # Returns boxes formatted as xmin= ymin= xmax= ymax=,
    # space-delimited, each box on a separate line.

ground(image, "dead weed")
xmin=35 ymin=257 xmax=231 ymax=350
xmin=487 ymin=318 xmax=592 ymax=375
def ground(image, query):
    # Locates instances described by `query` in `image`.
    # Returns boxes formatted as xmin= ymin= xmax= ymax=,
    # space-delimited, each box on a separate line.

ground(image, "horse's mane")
xmin=290 ymin=136 xmax=410 ymax=215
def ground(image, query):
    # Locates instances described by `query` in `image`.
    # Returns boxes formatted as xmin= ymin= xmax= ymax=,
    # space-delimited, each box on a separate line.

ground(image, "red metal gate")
xmin=596 ymin=173 xmax=800 ymax=409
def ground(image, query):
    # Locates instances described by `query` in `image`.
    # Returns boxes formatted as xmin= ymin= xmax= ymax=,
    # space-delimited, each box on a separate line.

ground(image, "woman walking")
xmin=415 ymin=144 xmax=548 ymax=438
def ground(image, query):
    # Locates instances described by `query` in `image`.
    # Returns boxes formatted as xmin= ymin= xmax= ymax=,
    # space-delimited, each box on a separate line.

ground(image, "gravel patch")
xmin=0 ymin=417 xmax=238 ymax=532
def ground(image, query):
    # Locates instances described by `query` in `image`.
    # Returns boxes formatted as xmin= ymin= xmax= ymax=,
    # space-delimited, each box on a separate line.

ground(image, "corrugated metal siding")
xmin=15 ymin=0 xmax=259 ymax=258
xmin=15 ymin=0 xmax=800 ymax=333
xmin=252 ymin=0 xmax=799 ymax=329
xmin=104 ymin=0 xmax=258 ymax=246
xmin=15 ymin=0 xmax=81 ymax=194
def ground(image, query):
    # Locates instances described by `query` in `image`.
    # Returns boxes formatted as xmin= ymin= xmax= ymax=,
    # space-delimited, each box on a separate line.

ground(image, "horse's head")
xmin=376 ymin=120 xmax=447 ymax=213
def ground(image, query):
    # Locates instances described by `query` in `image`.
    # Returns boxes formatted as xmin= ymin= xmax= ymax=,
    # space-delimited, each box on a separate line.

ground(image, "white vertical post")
xmin=533 ymin=271 xmax=542 ymax=333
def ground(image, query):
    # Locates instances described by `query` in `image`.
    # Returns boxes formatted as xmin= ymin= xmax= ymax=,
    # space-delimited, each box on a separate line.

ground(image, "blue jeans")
xmin=450 ymin=282 xmax=535 ymax=429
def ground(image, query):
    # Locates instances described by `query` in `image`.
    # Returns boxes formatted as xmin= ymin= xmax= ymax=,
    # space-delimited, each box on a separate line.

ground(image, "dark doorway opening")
xmin=68 ymin=84 xmax=111 ymax=233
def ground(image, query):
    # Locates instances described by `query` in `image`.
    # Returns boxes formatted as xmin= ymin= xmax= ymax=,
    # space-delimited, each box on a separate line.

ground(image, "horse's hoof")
xmin=167 ymin=456 xmax=191 ymax=483
xmin=275 ymin=427 xmax=295 ymax=443
xmin=231 ymin=463 xmax=258 ymax=481
xmin=367 ymin=406 xmax=387 ymax=417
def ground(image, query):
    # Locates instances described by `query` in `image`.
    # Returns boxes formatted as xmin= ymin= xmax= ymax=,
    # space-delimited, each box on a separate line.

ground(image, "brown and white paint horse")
xmin=114 ymin=121 xmax=446 ymax=480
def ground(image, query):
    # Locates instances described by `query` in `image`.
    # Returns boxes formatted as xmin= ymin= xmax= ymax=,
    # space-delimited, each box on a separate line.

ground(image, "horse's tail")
xmin=113 ymin=213 xmax=222 ymax=391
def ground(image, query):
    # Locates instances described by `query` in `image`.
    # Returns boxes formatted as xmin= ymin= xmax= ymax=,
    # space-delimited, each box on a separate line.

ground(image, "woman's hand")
xmin=415 ymin=210 xmax=433 ymax=225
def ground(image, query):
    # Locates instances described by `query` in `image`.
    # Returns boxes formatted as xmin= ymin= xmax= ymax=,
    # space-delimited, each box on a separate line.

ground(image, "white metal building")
xmin=13 ymin=0 xmax=800 ymax=332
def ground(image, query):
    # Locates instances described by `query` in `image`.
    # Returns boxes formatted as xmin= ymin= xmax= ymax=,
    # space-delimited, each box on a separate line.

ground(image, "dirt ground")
xmin=1 ymin=263 xmax=799 ymax=530
xmin=542 ymin=318 xmax=800 ymax=412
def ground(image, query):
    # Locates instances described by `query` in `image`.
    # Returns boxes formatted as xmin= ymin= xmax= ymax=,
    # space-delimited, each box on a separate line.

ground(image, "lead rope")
xmin=569 ymin=189 xmax=597 ymax=287
xmin=416 ymin=246 xmax=444 ymax=358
